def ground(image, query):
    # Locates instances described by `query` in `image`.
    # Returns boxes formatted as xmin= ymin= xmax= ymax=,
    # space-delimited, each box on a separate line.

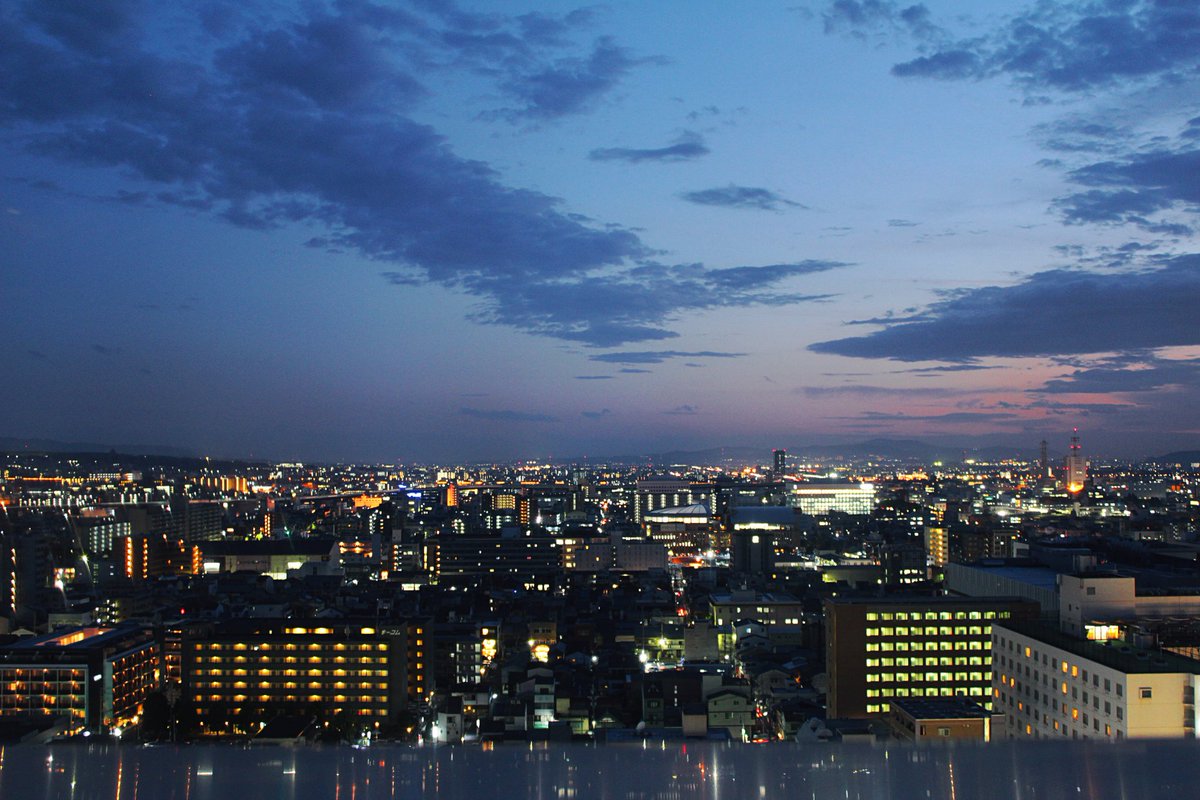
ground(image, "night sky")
xmin=3 ymin=0 xmax=1199 ymax=462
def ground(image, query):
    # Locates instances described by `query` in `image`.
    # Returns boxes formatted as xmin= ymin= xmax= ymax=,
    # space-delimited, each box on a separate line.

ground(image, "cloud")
xmin=681 ymin=185 xmax=805 ymax=211
xmin=838 ymin=410 xmax=1021 ymax=424
xmin=589 ymin=132 xmax=709 ymax=163
xmin=581 ymin=408 xmax=611 ymax=419
xmin=380 ymin=271 xmax=422 ymax=286
xmin=810 ymin=254 xmax=1200 ymax=361
xmin=494 ymin=36 xmax=664 ymax=120
xmin=801 ymin=384 xmax=956 ymax=397
xmin=574 ymin=375 xmax=613 ymax=380
xmin=891 ymin=50 xmax=980 ymax=81
xmin=92 ymin=344 xmax=121 ymax=356
xmin=460 ymin=407 xmax=558 ymax=423
xmin=1033 ymin=357 xmax=1200 ymax=395
xmin=619 ymin=367 xmax=651 ymax=374
xmin=896 ymin=364 xmax=993 ymax=374
xmin=1053 ymin=127 xmax=1199 ymax=235
xmin=0 ymin=2 xmax=840 ymax=349
xmin=887 ymin=218 xmax=920 ymax=227
xmin=887 ymin=1 xmax=1200 ymax=93
xmin=663 ymin=404 xmax=698 ymax=415
xmin=1033 ymin=116 xmax=1132 ymax=155
xmin=822 ymin=1 xmax=941 ymax=41
xmin=470 ymin=260 xmax=843 ymax=347
xmin=589 ymin=350 xmax=746 ymax=365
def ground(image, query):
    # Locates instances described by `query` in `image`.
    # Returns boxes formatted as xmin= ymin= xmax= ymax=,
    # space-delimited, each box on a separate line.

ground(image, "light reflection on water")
xmin=0 ymin=741 xmax=1190 ymax=800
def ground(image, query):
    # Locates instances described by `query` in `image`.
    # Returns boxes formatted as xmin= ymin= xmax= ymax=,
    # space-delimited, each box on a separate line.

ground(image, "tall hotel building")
xmin=825 ymin=597 xmax=1039 ymax=718
xmin=183 ymin=619 xmax=426 ymax=734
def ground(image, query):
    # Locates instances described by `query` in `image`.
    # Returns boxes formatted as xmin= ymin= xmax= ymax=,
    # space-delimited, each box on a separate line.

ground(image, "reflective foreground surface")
xmin=0 ymin=740 xmax=1190 ymax=800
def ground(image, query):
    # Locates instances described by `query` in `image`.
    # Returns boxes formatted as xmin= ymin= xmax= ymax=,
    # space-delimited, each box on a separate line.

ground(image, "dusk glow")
xmin=3 ymin=0 xmax=1200 ymax=461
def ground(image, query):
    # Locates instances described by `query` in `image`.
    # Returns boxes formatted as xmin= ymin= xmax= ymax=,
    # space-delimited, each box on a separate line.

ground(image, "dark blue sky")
xmin=3 ymin=0 xmax=1199 ymax=461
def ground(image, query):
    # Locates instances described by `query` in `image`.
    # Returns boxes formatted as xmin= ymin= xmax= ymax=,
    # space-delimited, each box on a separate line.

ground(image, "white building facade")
xmin=993 ymin=621 xmax=1200 ymax=740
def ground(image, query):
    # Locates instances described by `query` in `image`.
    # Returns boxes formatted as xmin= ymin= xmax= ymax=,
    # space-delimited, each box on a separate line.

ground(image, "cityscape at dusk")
xmin=3 ymin=0 xmax=1199 ymax=463
xmin=3 ymin=0 xmax=1200 ymax=797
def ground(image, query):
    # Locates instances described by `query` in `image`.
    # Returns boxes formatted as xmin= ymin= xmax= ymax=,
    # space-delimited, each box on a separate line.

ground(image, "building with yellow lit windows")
xmin=0 ymin=624 xmax=159 ymax=733
xmin=181 ymin=619 xmax=426 ymax=735
xmin=824 ymin=597 xmax=1039 ymax=718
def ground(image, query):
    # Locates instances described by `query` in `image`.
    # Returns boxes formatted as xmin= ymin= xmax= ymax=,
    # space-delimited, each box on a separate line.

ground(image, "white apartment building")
xmin=993 ymin=621 xmax=1200 ymax=741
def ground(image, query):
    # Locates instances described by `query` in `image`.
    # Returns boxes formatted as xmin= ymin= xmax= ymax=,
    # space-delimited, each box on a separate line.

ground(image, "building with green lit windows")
xmin=824 ymin=597 xmax=1039 ymax=718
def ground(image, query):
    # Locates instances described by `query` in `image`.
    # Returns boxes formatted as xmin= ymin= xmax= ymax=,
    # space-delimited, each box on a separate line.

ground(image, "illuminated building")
xmin=1057 ymin=573 xmax=1200 ymax=638
xmin=196 ymin=475 xmax=249 ymax=494
xmin=554 ymin=525 xmax=610 ymax=570
xmin=790 ymin=482 xmax=876 ymax=516
xmin=422 ymin=529 xmax=558 ymax=589
xmin=950 ymin=525 xmax=1016 ymax=564
xmin=72 ymin=510 xmax=130 ymax=558
xmin=182 ymin=619 xmax=426 ymax=735
xmin=429 ymin=622 xmax=489 ymax=690
xmin=729 ymin=505 xmax=800 ymax=544
xmin=1064 ymin=428 xmax=1088 ymax=494
xmin=0 ymin=625 xmax=159 ymax=733
xmin=633 ymin=478 xmax=716 ymax=524
xmin=195 ymin=538 xmax=339 ymax=579
xmin=993 ymin=621 xmax=1200 ymax=740
xmin=824 ymin=597 xmax=1039 ymax=718
xmin=709 ymin=591 xmax=806 ymax=629
xmin=119 ymin=532 xmax=172 ymax=581
xmin=772 ymin=448 xmax=787 ymax=476
xmin=642 ymin=504 xmax=712 ymax=557
xmin=169 ymin=496 xmax=224 ymax=543
xmin=924 ymin=525 xmax=948 ymax=568
xmin=879 ymin=542 xmax=927 ymax=585
xmin=0 ymin=532 xmax=14 ymax=621
xmin=491 ymin=492 xmax=518 ymax=511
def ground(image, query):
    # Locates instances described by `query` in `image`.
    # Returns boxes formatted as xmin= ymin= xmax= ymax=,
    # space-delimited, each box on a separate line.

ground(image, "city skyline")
xmin=3 ymin=0 xmax=1199 ymax=462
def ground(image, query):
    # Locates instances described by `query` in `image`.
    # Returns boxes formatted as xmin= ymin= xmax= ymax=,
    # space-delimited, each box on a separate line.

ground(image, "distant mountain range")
xmin=1 ymin=435 xmax=1188 ymax=468
xmin=0 ymin=436 xmax=198 ymax=458
xmin=570 ymin=439 xmax=1049 ymax=467
xmin=1153 ymin=451 xmax=1200 ymax=465
xmin=0 ymin=437 xmax=276 ymax=472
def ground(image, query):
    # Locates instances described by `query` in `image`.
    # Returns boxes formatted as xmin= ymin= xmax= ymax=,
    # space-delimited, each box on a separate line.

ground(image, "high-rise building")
xmin=0 ymin=531 xmax=15 ymax=623
xmin=423 ymin=529 xmax=559 ymax=589
xmin=730 ymin=528 xmax=774 ymax=575
xmin=182 ymin=619 xmax=426 ymax=735
xmin=1064 ymin=428 xmax=1087 ymax=494
xmin=169 ymin=497 xmax=224 ymax=543
xmin=824 ymin=596 xmax=1040 ymax=718
xmin=772 ymin=449 xmax=787 ymax=476
xmin=924 ymin=525 xmax=949 ymax=568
